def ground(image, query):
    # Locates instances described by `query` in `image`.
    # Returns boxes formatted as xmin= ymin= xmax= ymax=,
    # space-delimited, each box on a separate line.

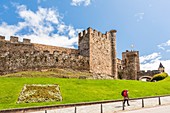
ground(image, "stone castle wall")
xmin=78 ymin=28 xmax=117 ymax=78
xmin=0 ymin=27 xmax=118 ymax=78
xmin=0 ymin=36 xmax=89 ymax=75
xmin=137 ymin=70 xmax=160 ymax=79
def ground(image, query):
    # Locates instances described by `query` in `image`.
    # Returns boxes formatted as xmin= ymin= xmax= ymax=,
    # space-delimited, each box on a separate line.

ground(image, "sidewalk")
xmin=119 ymin=104 xmax=170 ymax=113
xmin=29 ymin=96 xmax=170 ymax=113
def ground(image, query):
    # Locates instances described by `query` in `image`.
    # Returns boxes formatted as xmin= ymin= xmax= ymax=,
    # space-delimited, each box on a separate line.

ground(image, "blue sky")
xmin=0 ymin=0 xmax=170 ymax=74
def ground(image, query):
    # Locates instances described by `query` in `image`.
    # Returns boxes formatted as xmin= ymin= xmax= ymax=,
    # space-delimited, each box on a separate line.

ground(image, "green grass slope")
xmin=0 ymin=70 xmax=170 ymax=110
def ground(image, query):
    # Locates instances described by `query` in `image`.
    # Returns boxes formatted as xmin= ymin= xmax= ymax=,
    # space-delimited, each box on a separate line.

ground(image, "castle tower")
xmin=158 ymin=62 xmax=165 ymax=73
xmin=78 ymin=27 xmax=117 ymax=79
xmin=122 ymin=50 xmax=140 ymax=80
xmin=110 ymin=30 xmax=118 ymax=79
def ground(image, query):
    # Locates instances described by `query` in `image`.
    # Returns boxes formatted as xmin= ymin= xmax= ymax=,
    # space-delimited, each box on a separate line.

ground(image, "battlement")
xmin=23 ymin=38 xmax=31 ymax=44
xmin=139 ymin=70 xmax=161 ymax=73
xmin=10 ymin=36 xmax=19 ymax=43
xmin=0 ymin=35 xmax=31 ymax=44
xmin=123 ymin=50 xmax=139 ymax=54
xmin=0 ymin=35 xmax=78 ymax=55
xmin=78 ymin=27 xmax=117 ymax=39
xmin=0 ymin=35 xmax=5 ymax=41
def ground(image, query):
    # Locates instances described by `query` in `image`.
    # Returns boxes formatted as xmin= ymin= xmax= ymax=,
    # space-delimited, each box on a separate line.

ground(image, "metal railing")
xmin=122 ymin=96 xmax=162 ymax=110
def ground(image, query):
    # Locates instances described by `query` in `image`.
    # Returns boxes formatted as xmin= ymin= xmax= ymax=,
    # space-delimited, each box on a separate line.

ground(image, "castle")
xmin=0 ymin=27 xmax=164 ymax=79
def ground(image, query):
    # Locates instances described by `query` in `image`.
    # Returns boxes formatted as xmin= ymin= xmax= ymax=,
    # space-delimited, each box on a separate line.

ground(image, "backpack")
xmin=121 ymin=90 xmax=127 ymax=97
xmin=121 ymin=90 xmax=124 ymax=96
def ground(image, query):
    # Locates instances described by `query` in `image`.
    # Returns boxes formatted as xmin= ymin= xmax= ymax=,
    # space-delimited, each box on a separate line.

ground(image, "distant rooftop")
xmin=159 ymin=62 xmax=164 ymax=68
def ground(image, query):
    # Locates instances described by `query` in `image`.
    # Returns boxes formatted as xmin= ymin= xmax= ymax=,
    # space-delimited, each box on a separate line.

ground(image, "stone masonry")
xmin=0 ymin=36 xmax=89 ymax=75
xmin=0 ymin=27 xmax=118 ymax=79
xmin=79 ymin=28 xmax=117 ymax=79
xmin=121 ymin=50 xmax=140 ymax=80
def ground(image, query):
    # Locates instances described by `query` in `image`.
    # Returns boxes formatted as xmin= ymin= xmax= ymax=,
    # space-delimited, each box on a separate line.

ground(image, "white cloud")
xmin=134 ymin=13 xmax=145 ymax=22
xmin=158 ymin=44 xmax=165 ymax=50
xmin=57 ymin=23 xmax=67 ymax=33
xmin=71 ymin=0 xmax=91 ymax=6
xmin=158 ymin=40 xmax=170 ymax=52
xmin=140 ymin=52 xmax=170 ymax=75
xmin=140 ymin=52 xmax=161 ymax=64
xmin=0 ymin=5 xmax=82 ymax=48
xmin=0 ymin=22 xmax=23 ymax=38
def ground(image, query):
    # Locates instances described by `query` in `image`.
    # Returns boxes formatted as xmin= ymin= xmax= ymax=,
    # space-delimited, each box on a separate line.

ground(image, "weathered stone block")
xmin=0 ymin=35 xmax=5 ymax=41
xmin=10 ymin=36 xmax=18 ymax=43
xmin=23 ymin=38 xmax=31 ymax=44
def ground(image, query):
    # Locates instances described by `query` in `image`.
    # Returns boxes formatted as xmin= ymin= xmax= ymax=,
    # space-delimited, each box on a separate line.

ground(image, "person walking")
xmin=121 ymin=90 xmax=130 ymax=106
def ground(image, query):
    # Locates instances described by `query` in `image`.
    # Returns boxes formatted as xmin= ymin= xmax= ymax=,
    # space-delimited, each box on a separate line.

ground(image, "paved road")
xmin=29 ymin=96 xmax=170 ymax=113
xmin=119 ymin=104 xmax=170 ymax=113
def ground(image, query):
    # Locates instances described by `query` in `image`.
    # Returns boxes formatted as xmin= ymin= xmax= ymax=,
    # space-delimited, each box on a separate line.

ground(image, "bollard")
xmin=122 ymin=101 xmax=125 ymax=110
xmin=142 ymin=99 xmax=144 ymax=108
xmin=101 ymin=104 xmax=103 ymax=113
xmin=75 ymin=106 xmax=77 ymax=113
xmin=159 ymin=97 xmax=161 ymax=105
xmin=45 ymin=110 xmax=47 ymax=113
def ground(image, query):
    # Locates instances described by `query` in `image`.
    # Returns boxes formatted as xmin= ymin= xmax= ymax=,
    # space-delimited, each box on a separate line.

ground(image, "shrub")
xmin=151 ymin=72 xmax=168 ymax=82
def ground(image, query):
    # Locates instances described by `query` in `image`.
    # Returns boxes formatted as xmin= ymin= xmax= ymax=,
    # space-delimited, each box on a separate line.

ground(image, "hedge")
xmin=151 ymin=72 xmax=168 ymax=82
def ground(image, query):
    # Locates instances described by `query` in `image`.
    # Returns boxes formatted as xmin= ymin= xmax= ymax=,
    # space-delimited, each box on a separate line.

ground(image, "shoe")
xmin=128 ymin=104 xmax=130 ymax=106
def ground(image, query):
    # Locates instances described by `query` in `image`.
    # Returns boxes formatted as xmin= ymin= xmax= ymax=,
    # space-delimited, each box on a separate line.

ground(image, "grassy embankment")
xmin=0 ymin=68 xmax=170 ymax=110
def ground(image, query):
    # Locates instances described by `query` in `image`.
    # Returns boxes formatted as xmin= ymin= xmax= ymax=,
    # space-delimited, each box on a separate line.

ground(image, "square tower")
xmin=78 ymin=27 xmax=117 ymax=79
xmin=122 ymin=50 xmax=140 ymax=80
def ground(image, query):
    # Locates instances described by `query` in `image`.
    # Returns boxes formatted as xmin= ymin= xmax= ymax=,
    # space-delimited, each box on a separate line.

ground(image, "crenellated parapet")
xmin=137 ymin=70 xmax=161 ymax=80
xmin=0 ymin=35 xmax=31 ymax=44
xmin=78 ymin=28 xmax=117 ymax=41
xmin=0 ymin=35 xmax=78 ymax=54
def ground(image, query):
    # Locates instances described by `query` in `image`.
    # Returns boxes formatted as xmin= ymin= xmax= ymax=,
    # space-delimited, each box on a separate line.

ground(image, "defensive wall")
xmin=0 ymin=36 xmax=89 ymax=75
xmin=137 ymin=70 xmax=161 ymax=79
xmin=0 ymin=28 xmax=160 ymax=80
xmin=0 ymin=27 xmax=118 ymax=78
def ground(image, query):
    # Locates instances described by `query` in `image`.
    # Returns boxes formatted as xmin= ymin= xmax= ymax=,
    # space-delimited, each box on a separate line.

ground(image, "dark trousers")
xmin=123 ymin=99 xmax=130 ymax=106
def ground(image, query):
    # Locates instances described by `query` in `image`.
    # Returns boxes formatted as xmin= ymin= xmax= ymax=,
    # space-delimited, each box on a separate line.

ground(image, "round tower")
xmin=110 ymin=30 xmax=117 ymax=79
